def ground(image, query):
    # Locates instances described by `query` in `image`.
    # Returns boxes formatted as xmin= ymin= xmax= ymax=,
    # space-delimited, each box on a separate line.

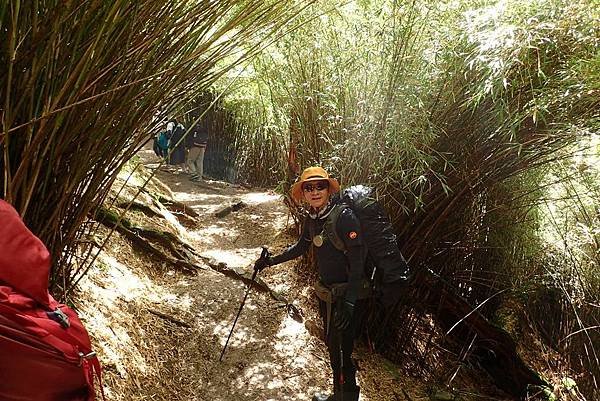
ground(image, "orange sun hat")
xmin=290 ymin=166 xmax=340 ymax=203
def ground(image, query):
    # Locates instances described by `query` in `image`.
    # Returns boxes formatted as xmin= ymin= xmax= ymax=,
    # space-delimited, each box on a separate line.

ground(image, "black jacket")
xmin=271 ymin=202 xmax=368 ymax=304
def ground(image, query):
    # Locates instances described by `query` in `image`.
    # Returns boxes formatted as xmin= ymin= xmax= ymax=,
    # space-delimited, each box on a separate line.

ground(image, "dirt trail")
xmin=139 ymin=149 xmax=332 ymax=401
xmin=77 ymin=147 xmax=338 ymax=401
xmin=76 ymin=146 xmax=420 ymax=401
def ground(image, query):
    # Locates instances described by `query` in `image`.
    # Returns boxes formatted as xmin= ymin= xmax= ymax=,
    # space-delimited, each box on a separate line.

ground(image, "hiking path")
xmin=78 ymin=147 xmax=416 ymax=401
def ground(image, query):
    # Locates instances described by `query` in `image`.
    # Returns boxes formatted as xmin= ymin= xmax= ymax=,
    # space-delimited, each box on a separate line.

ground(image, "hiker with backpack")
xmin=254 ymin=166 xmax=411 ymax=401
xmin=166 ymin=119 xmax=187 ymax=171
xmin=152 ymin=130 xmax=169 ymax=160
xmin=186 ymin=117 xmax=209 ymax=182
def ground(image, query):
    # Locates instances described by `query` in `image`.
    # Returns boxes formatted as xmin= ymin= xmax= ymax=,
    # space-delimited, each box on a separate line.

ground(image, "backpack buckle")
xmin=47 ymin=307 xmax=70 ymax=328
xmin=78 ymin=351 xmax=97 ymax=366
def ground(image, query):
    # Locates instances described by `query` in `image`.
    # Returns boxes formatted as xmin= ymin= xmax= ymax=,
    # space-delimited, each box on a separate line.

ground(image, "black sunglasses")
xmin=303 ymin=182 xmax=329 ymax=192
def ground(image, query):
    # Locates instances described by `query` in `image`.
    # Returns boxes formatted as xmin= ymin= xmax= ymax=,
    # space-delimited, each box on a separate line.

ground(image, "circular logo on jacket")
xmin=348 ymin=231 xmax=358 ymax=239
xmin=313 ymin=234 xmax=324 ymax=247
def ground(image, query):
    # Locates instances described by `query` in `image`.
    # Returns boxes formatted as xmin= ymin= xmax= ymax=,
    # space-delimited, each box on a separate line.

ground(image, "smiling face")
xmin=302 ymin=180 xmax=330 ymax=211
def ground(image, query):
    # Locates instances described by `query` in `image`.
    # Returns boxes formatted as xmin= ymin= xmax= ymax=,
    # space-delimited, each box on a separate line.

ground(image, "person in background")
xmin=186 ymin=117 xmax=209 ymax=182
xmin=166 ymin=119 xmax=187 ymax=172
xmin=152 ymin=130 xmax=169 ymax=160
xmin=254 ymin=166 xmax=368 ymax=401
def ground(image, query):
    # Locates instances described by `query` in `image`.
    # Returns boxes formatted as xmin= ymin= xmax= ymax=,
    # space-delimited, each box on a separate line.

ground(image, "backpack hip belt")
xmin=314 ymin=279 xmax=372 ymax=303
xmin=313 ymin=279 xmax=372 ymax=337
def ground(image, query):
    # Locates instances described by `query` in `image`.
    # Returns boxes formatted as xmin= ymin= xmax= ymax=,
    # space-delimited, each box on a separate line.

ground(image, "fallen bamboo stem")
xmin=147 ymin=309 xmax=192 ymax=328
xmin=199 ymin=253 xmax=303 ymax=322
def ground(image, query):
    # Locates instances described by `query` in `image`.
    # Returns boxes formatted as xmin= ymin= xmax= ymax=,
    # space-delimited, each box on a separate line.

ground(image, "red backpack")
xmin=0 ymin=200 xmax=103 ymax=401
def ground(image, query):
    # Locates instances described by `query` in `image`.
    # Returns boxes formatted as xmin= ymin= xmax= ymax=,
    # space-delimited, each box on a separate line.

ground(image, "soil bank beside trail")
xmin=78 ymin=148 xmax=335 ymax=401
xmin=77 ymin=147 xmax=426 ymax=401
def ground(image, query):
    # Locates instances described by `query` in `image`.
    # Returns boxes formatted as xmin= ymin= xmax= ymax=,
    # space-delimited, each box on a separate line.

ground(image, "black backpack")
xmin=323 ymin=185 xmax=411 ymax=287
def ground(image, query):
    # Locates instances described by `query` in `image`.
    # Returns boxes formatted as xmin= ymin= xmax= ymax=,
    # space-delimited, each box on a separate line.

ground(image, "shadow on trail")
xmin=136 ymin=149 xmax=331 ymax=401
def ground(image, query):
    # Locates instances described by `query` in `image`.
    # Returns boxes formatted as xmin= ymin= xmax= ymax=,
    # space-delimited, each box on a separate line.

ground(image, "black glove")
xmin=253 ymin=247 xmax=272 ymax=272
xmin=333 ymin=300 xmax=355 ymax=330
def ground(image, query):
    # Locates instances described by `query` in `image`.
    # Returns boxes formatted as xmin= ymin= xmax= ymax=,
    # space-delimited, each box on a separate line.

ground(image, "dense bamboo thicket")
xmin=212 ymin=0 xmax=599 ymax=396
xmin=0 ymin=0 xmax=314 ymax=293
xmin=1 ymin=0 xmax=598 ymax=397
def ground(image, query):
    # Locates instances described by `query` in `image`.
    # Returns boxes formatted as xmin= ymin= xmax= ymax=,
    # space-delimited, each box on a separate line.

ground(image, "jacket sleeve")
xmin=270 ymin=218 xmax=311 ymax=265
xmin=337 ymin=208 xmax=368 ymax=305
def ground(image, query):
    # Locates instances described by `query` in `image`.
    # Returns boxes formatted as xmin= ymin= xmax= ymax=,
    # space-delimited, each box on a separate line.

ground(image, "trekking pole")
xmin=219 ymin=247 xmax=269 ymax=362
xmin=339 ymin=328 xmax=345 ymax=401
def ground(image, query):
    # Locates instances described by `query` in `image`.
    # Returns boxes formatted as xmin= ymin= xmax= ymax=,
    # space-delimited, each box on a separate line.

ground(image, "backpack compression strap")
xmin=322 ymin=204 xmax=347 ymax=252
xmin=0 ymin=302 xmax=106 ymax=401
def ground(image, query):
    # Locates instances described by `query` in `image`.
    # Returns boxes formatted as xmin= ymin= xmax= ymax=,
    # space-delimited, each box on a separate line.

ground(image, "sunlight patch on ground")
xmin=88 ymin=254 xmax=152 ymax=302
xmin=195 ymin=217 xmax=287 ymax=253
xmin=270 ymin=282 xmax=291 ymax=293
xmin=77 ymin=254 xmax=155 ymax=378
xmin=213 ymin=296 xmax=262 ymax=348
xmin=153 ymin=291 xmax=194 ymax=312
xmin=213 ymin=322 xmax=264 ymax=349
xmin=241 ymin=362 xmax=287 ymax=392
xmin=171 ymin=191 xmax=230 ymax=203
xmin=240 ymin=191 xmax=281 ymax=205
xmin=77 ymin=244 xmax=200 ymax=394
xmin=203 ymin=249 xmax=254 ymax=269
xmin=190 ymin=221 xmax=285 ymax=254
xmin=229 ymin=314 xmax=324 ymax=401
xmin=191 ymin=224 xmax=230 ymax=239
xmin=245 ymin=211 xmax=289 ymax=227
xmin=273 ymin=316 xmax=312 ymax=364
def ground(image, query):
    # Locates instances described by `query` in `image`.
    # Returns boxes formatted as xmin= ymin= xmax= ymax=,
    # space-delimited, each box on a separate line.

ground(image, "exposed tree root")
xmin=153 ymin=193 xmax=200 ymax=218
xmin=215 ymin=201 xmax=247 ymax=218
xmin=113 ymin=187 xmax=199 ymax=227
xmin=147 ymin=308 xmax=192 ymax=328
xmin=412 ymin=269 xmax=548 ymax=397
xmin=94 ymin=207 xmax=204 ymax=274
xmin=95 ymin=206 xmax=302 ymax=322
xmin=116 ymin=200 xmax=162 ymax=218
xmin=198 ymin=254 xmax=303 ymax=323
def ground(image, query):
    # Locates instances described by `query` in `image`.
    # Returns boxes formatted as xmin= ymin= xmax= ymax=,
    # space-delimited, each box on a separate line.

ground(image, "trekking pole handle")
xmin=257 ymin=246 xmax=270 ymax=269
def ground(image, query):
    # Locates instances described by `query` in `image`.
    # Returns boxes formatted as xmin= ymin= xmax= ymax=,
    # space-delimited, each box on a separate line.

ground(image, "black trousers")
xmin=318 ymin=299 xmax=365 ymax=392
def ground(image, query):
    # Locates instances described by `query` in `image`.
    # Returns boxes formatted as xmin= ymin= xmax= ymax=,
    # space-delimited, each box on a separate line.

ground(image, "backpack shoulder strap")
xmin=323 ymin=203 xmax=348 ymax=252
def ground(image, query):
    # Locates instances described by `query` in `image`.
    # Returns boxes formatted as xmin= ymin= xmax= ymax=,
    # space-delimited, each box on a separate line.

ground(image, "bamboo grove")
xmin=208 ymin=0 xmax=599 ymax=396
xmin=0 ymin=0 xmax=314 ymax=289
xmin=1 ymin=0 xmax=599 ymax=398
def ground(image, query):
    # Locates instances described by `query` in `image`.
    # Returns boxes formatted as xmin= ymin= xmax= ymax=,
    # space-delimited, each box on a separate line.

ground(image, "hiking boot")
xmin=312 ymin=392 xmax=339 ymax=401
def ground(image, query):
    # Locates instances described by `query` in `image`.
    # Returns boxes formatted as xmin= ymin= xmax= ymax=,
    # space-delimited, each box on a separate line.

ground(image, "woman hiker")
xmin=254 ymin=166 xmax=370 ymax=401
